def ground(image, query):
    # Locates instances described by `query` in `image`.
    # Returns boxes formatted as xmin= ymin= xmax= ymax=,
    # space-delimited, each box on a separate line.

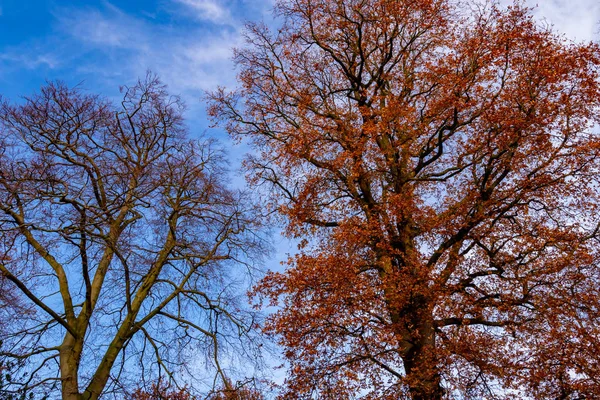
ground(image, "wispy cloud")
xmin=7 ymin=0 xmax=595 ymax=116
xmin=0 ymin=0 xmax=272 ymax=99
xmin=0 ymin=51 xmax=58 ymax=70
xmin=46 ymin=2 xmax=243 ymax=109
xmin=527 ymin=0 xmax=600 ymax=41
xmin=174 ymin=0 xmax=232 ymax=24
xmin=54 ymin=4 xmax=150 ymax=50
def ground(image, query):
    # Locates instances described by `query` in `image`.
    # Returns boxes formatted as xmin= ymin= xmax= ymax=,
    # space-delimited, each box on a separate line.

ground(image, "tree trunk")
xmin=60 ymin=332 xmax=84 ymax=400
xmin=81 ymin=338 xmax=125 ymax=400
xmin=381 ymin=253 xmax=444 ymax=399
xmin=401 ymin=317 xmax=444 ymax=400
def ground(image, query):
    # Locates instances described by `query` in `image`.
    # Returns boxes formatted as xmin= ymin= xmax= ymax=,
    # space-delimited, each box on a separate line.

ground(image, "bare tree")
xmin=0 ymin=75 xmax=266 ymax=399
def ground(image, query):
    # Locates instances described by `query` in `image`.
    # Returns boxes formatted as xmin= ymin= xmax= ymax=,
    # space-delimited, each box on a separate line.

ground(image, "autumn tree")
xmin=0 ymin=75 xmax=266 ymax=399
xmin=210 ymin=0 xmax=600 ymax=398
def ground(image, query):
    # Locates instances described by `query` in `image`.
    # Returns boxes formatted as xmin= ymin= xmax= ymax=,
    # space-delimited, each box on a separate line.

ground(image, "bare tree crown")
xmin=0 ymin=75 xmax=265 ymax=399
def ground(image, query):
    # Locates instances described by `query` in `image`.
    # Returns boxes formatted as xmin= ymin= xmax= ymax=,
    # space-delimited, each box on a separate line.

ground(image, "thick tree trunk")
xmin=387 ymin=300 xmax=445 ymax=399
xmin=82 ymin=337 xmax=126 ymax=400
xmin=380 ymin=252 xmax=444 ymax=399
xmin=60 ymin=333 xmax=84 ymax=400
xmin=401 ymin=317 xmax=444 ymax=400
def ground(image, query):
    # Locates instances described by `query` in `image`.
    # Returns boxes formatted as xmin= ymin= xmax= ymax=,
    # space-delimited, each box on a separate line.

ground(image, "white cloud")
xmin=0 ymin=50 xmax=58 ymax=69
xmin=8 ymin=0 xmax=597 ymax=111
xmin=55 ymin=6 xmax=150 ymax=50
xmin=165 ymin=33 xmax=242 ymax=90
xmin=51 ymin=3 xmax=242 ymax=102
xmin=527 ymin=0 xmax=600 ymax=41
xmin=174 ymin=0 xmax=232 ymax=24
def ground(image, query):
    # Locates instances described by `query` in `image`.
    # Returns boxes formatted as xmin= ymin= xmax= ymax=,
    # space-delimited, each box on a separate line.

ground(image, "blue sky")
xmin=0 ymin=0 xmax=274 ymax=136
xmin=0 ymin=0 xmax=598 ymax=285
xmin=0 ymin=0 xmax=301 ymax=319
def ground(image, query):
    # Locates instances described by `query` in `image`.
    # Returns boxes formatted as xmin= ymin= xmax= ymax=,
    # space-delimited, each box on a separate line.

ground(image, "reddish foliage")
xmin=130 ymin=379 xmax=264 ymax=400
xmin=210 ymin=0 xmax=600 ymax=398
xmin=207 ymin=384 xmax=265 ymax=400
xmin=131 ymin=380 xmax=196 ymax=400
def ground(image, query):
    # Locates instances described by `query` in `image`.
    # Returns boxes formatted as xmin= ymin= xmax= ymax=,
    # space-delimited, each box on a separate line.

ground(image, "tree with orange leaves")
xmin=210 ymin=0 xmax=600 ymax=398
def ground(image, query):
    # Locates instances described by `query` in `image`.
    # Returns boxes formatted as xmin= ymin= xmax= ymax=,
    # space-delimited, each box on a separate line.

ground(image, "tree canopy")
xmin=210 ymin=0 xmax=600 ymax=398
